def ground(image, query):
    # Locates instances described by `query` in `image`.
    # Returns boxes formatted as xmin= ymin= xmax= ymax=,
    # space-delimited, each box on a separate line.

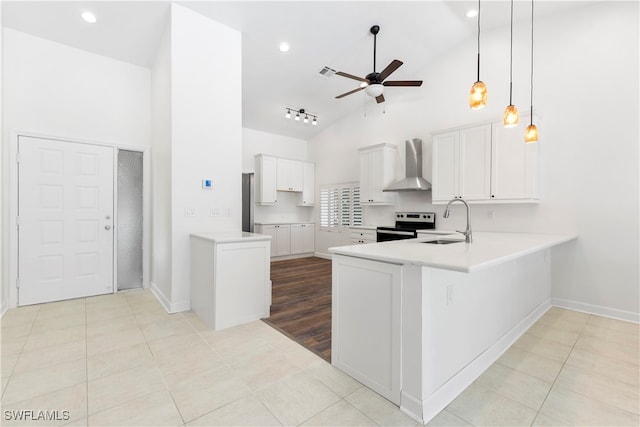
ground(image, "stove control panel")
xmin=395 ymin=212 xmax=435 ymax=223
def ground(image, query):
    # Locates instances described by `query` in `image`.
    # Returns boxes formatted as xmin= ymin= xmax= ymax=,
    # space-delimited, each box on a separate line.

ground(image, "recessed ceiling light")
xmin=279 ymin=42 xmax=290 ymax=53
xmin=81 ymin=11 xmax=97 ymax=23
xmin=466 ymin=9 xmax=478 ymax=18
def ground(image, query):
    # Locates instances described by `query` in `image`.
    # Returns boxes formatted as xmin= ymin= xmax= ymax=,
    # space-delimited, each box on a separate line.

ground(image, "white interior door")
xmin=18 ymin=136 xmax=115 ymax=306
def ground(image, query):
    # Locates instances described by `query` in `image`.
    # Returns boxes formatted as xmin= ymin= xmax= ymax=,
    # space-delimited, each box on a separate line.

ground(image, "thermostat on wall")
xmin=202 ymin=179 xmax=213 ymax=189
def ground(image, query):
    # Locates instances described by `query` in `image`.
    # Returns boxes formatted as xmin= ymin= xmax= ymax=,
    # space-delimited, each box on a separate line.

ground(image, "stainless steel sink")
xmin=422 ymin=239 xmax=464 ymax=245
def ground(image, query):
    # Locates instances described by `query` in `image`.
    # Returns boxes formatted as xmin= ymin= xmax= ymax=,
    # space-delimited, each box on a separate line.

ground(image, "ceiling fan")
xmin=335 ymin=25 xmax=423 ymax=104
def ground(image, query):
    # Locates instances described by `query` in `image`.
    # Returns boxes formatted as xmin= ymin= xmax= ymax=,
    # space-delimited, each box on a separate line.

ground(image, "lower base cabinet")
xmin=255 ymin=223 xmax=315 ymax=258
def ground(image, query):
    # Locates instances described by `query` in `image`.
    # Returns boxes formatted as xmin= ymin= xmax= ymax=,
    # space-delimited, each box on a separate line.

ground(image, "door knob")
xmin=105 ymin=225 xmax=111 ymax=230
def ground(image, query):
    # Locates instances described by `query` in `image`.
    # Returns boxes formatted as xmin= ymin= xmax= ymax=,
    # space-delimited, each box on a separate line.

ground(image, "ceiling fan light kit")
xmin=334 ymin=25 xmax=423 ymax=104
xmin=284 ymin=108 xmax=318 ymax=126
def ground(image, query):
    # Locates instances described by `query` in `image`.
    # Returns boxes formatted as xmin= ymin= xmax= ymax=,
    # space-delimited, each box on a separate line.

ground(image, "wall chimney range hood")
xmin=383 ymin=138 xmax=432 ymax=192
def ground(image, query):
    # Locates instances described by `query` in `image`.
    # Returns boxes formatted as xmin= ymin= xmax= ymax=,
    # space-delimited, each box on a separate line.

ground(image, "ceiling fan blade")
xmin=377 ymin=59 xmax=403 ymax=81
xmin=336 ymin=71 xmax=368 ymax=83
xmin=375 ymin=94 xmax=385 ymax=104
xmin=383 ymin=80 xmax=423 ymax=87
xmin=335 ymin=86 xmax=366 ymax=99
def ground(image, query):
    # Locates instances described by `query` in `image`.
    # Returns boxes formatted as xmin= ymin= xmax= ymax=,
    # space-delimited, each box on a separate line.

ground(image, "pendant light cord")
xmin=509 ymin=0 xmax=514 ymax=105
xmin=529 ymin=0 xmax=534 ymax=125
xmin=476 ymin=0 xmax=481 ymax=82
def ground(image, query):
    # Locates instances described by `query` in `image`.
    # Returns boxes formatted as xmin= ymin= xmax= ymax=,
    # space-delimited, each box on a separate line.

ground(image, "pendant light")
xmin=469 ymin=0 xmax=487 ymax=109
xmin=525 ymin=0 xmax=539 ymax=143
xmin=503 ymin=0 xmax=519 ymax=127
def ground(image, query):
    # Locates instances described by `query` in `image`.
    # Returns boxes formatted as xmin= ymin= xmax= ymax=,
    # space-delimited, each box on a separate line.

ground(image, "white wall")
xmin=2 ymin=28 xmax=151 ymax=308
xmin=311 ymin=2 xmax=639 ymax=319
xmin=0 ymin=4 xmax=5 ymax=315
xmin=242 ymin=127 xmax=313 ymax=224
xmin=150 ymin=17 xmax=173 ymax=305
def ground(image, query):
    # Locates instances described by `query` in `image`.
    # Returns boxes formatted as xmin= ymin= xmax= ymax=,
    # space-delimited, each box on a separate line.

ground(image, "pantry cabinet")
xmin=359 ymin=143 xmax=398 ymax=205
xmin=432 ymin=115 xmax=539 ymax=204
xmin=277 ymin=158 xmax=303 ymax=192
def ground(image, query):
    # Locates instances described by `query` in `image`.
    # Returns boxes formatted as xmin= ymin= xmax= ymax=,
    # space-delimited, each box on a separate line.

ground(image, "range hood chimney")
xmin=383 ymin=138 xmax=432 ymax=192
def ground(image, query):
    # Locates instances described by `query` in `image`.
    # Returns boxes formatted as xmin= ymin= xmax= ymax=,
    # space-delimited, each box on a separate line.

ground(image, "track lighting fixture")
xmin=469 ymin=0 xmax=487 ymax=109
xmin=525 ymin=0 xmax=539 ymax=143
xmin=503 ymin=0 xmax=519 ymax=127
xmin=284 ymin=108 xmax=318 ymax=126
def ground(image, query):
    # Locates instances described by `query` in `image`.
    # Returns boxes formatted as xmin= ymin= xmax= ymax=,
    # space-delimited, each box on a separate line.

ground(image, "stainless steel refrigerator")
xmin=242 ymin=173 xmax=254 ymax=232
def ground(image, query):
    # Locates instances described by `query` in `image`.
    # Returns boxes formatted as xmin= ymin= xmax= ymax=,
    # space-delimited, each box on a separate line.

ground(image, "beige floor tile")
xmin=87 ymin=342 xmax=154 ymax=381
xmin=565 ymin=347 xmax=640 ymax=387
xmin=543 ymin=307 xmax=590 ymax=324
xmin=1 ymin=354 xmax=19 ymax=378
xmin=31 ymin=312 xmax=86 ymax=333
xmin=345 ymin=386 xmax=416 ymax=427
xmin=525 ymin=322 xmax=581 ymax=346
xmin=133 ymin=309 xmax=174 ymax=327
xmin=574 ymin=335 xmax=639 ymax=366
xmin=1 ymin=334 xmax=27 ymax=356
xmin=301 ymin=399 xmax=377 ymax=426
xmin=202 ymin=323 xmax=278 ymax=363
xmin=146 ymin=332 xmax=212 ymax=360
xmin=88 ymin=389 xmax=182 ymax=426
xmin=281 ymin=340 xmax=328 ymax=370
xmin=587 ymin=315 xmax=640 ymax=335
xmin=445 ymin=382 xmax=537 ymax=427
xmin=581 ymin=322 xmax=639 ymax=348
xmin=0 ymin=306 xmax=39 ymax=328
xmin=497 ymin=347 xmax=564 ymax=383
xmin=86 ymin=326 xmax=146 ymax=356
xmin=0 ymin=383 xmax=86 ymax=426
xmin=299 ymin=360 xmax=363 ymax=398
xmin=170 ymin=366 xmax=252 ymax=423
xmin=257 ymin=370 xmax=341 ymax=426
xmin=141 ymin=316 xmax=195 ymax=341
xmin=230 ymin=351 xmax=300 ymax=392
xmin=530 ymin=412 xmax=567 ymax=426
xmin=181 ymin=311 xmax=214 ymax=333
xmin=1 ymin=322 xmax=35 ymax=341
xmin=473 ymin=363 xmax=552 ymax=411
xmin=86 ymin=314 xmax=139 ymax=338
xmin=536 ymin=313 xmax=587 ymax=335
xmin=64 ymin=417 xmax=88 ymax=426
xmin=13 ymin=340 xmax=86 ymax=374
xmin=88 ymin=365 xmax=166 ymax=415
xmin=555 ymin=364 xmax=640 ymax=414
xmin=187 ymin=396 xmax=282 ymax=426
xmin=2 ymin=359 xmax=86 ymax=404
xmin=36 ymin=299 xmax=85 ymax=320
xmin=85 ymin=293 xmax=128 ymax=306
xmin=22 ymin=324 xmax=85 ymax=352
xmin=156 ymin=348 xmax=226 ymax=387
xmin=540 ymin=385 xmax=639 ymax=426
xmin=426 ymin=410 xmax=472 ymax=426
xmin=86 ymin=305 xmax=132 ymax=323
xmin=2 ymin=375 xmax=10 ymax=397
xmin=123 ymin=289 xmax=157 ymax=304
xmin=511 ymin=333 xmax=573 ymax=362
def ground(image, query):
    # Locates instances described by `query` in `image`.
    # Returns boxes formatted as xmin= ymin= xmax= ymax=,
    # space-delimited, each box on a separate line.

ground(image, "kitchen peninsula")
xmin=329 ymin=231 xmax=576 ymax=424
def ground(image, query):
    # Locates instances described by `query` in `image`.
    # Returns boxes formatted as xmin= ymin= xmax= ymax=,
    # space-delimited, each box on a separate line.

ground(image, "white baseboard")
xmin=314 ymin=252 xmax=332 ymax=260
xmin=149 ymin=281 xmax=190 ymax=314
xmin=1 ymin=299 xmax=8 ymax=318
xmin=552 ymin=298 xmax=639 ymax=324
xmin=403 ymin=299 xmax=551 ymax=424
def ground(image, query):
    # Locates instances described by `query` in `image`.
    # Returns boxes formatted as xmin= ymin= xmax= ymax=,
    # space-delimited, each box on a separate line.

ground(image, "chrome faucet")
xmin=443 ymin=198 xmax=473 ymax=243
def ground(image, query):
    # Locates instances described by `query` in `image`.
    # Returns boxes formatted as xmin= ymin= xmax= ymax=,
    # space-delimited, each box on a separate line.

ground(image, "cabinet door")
xmin=274 ymin=225 xmax=291 ymax=256
xmin=277 ymin=159 xmax=303 ymax=192
xmin=432 ymin=132 xmax=459 ymax=202
xmin=302 ymin=223 xmax=315 ymax=253
xmin=491 ymin=115 xmax=539 ymax=200
xmin=257 ymin=225 xmax=278 ymax=256
xmin=360 ymin=145 xmax=397 ymax=205
xmin=256 ymin=156 xmax=277 ymax=205
xmin=289 ymin=224 xmax=304 ymax=254
xmin=459 ymin=124 xmax=492 ymax=200
xmin=298 ymin=162 xmax=315 ymax=206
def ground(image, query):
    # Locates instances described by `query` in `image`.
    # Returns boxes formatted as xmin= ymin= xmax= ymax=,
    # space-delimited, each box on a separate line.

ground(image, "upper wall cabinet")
xmin=255 ymin=154 xmax=315 ymax=206
xmin=359 ymin=143 xmax=398 ymax=205
xmin=255 ymin=154 xmax=277 ymax=205
xmin=432 ymin=114 xmax=539 ymax=204
xmin=277 ymin=158 xmax=303 ymax=192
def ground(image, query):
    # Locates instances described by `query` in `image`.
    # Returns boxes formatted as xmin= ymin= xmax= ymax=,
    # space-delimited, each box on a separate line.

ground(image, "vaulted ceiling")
xmin=2 ymin=1 xmax=583 ymax=140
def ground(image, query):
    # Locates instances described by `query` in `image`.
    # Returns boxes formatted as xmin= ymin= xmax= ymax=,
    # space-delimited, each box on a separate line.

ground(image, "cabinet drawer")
xmin=350 ymin=229 xmax=376 ymax=240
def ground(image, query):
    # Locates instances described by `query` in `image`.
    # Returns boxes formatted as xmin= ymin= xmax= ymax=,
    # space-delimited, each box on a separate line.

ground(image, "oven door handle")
xmin=377 ymin=230 xmax=415 ymax=236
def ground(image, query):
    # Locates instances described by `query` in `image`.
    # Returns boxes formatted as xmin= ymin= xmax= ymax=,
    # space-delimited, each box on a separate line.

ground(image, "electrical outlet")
xmin=184 ymin=208 xmax=196 ymax=217
xmin=210 ymin=208 xmax=220 ymax=217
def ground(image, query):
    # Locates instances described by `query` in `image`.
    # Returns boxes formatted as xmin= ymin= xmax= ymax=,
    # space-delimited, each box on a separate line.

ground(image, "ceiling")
xmin=2 ymin=1 xmax=583 ymax=140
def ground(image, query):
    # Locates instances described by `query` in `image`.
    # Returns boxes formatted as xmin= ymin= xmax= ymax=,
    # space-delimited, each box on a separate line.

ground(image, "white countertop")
xmin=330 ymin=231 xmax=577 ymax=273
xmin=191 ymin=231 xmax=271 ymax=243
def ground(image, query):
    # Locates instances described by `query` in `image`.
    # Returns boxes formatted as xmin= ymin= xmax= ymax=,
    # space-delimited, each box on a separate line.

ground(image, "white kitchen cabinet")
xmin=255 ymin=224 xmax=291 ymax=257
xmin=290 ymin=223 xmax=315 ymax=254
xmin=297 ymin=162 xmax=315 ymax=206
xmin=332 ymin=254 xmax=401 ymax=404
xmin=277 ymin=158 xmax=303 ymax=192
xmin=255 ymin=155 xmax=278 ymax=205
xmin=491 ymin=114 xmax=540 ymax=201
xmin=349 ymin=227 xmax=377 ymax=244
xmin=359 ymin=143 xmax=398 ymax=205
xmin=432 ymin=124 xmax=491 ymax=203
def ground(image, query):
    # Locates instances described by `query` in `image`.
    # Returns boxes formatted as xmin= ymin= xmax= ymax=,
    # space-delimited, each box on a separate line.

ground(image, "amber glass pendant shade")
xmin=525 ymin=123 xmax=538 ymax=143
xmin=503 ymin=104 xmax=519 ymax=127
xmin=469 ymin=81 xmax=488 ymax=109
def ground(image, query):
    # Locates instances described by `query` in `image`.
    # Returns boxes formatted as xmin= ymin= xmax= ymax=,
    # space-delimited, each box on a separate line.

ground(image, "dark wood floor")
xmin=263 ymin=256 xmax=332 ymax=362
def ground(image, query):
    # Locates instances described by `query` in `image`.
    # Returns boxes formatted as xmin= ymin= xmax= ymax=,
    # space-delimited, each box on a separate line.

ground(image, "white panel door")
xmin=18 ymin=136 xmax=115 ymax=305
